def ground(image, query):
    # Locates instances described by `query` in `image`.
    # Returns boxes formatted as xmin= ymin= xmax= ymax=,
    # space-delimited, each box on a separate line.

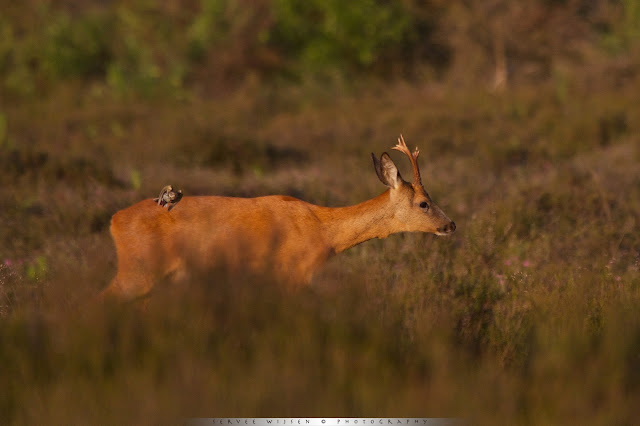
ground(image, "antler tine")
xmin=392 ymin=134 xmax=422 ymax=186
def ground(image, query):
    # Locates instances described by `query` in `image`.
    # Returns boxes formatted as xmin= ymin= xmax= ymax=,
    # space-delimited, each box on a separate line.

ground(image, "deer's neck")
xmin=313 ymin=190 xmax=398 ymax=253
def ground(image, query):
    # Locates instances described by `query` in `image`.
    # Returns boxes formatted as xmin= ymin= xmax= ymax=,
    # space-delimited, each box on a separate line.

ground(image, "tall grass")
xmin=2 ymin=78 xmax=639 ymax=424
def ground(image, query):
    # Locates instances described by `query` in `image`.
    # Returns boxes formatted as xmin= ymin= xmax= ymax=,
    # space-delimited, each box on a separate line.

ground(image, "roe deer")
xmin=99 ymin=135 xmax=455 ymax=301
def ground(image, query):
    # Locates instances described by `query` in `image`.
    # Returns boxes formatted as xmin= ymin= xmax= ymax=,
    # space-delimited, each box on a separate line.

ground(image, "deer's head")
xmin=372 ymin=135 xmax=456 ymax=236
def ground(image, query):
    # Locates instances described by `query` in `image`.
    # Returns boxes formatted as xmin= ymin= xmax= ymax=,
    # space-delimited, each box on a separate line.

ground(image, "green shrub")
xmin=271 ymin=0 xmax=410 ymax=69
xmin=264 ymin=0 xmax=449 ymax=79
xmin=43 ymin=13 xmax=113 ymax=79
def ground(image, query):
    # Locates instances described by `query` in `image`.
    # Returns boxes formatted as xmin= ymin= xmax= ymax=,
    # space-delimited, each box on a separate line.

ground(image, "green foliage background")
xmin=1 ymin=0 xmax=640 ymax=424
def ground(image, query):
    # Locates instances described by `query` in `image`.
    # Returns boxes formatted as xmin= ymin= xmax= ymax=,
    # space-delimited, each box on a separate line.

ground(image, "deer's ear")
xmin=372 ymin=152 xmax=402 ymax=189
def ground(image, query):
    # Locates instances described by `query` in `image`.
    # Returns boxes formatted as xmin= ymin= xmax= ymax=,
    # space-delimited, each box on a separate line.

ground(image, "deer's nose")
xmin=438 ymin=221 xmax=456 ymax=234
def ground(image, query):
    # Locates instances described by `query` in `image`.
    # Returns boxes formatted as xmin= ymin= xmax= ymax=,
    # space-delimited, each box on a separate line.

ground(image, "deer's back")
xmin=110 ymin=195 xmax=332 ymax=284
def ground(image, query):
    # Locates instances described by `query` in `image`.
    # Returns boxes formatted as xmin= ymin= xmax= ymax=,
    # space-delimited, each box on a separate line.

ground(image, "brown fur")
xmin=100 ymin=146 xmax=455 ymax=302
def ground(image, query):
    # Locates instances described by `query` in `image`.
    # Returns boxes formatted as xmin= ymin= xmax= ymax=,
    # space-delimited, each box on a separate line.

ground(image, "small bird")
xmin=153 ymin=185 xmax=183 ymax=210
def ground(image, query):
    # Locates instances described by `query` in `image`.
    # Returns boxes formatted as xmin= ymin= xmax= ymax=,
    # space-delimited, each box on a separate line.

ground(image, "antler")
xmin=392 ymin=134 xmax=422 ymax=187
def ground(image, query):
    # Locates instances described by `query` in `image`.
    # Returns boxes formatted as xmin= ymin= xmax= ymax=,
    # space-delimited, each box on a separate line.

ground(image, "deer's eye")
xmin=419 ymin=201 xmax=429 ymax=210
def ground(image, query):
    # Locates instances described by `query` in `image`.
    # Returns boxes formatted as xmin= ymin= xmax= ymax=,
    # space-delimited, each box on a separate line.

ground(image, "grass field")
xmin=2 ymin=2 xmax=640 ymax=424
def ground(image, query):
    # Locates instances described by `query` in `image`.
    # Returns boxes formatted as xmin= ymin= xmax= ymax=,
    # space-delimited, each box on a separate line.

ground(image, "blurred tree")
xmin=1 ymin=0 xmax=639 ymax=97
xmin=443 ymin=0 xmax=592 ymax=88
